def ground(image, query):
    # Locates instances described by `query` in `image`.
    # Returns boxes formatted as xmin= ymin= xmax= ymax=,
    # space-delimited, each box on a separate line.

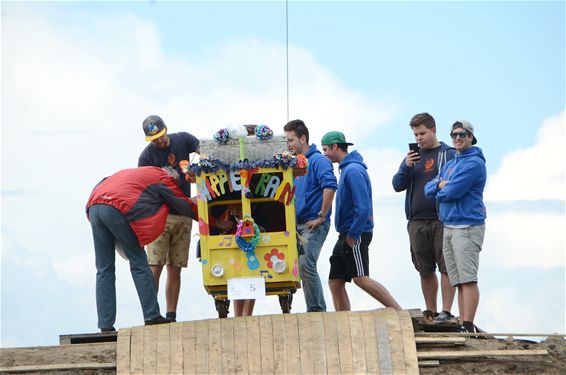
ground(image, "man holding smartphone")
xmin=392 ymin=112 xmax=456 ymax=324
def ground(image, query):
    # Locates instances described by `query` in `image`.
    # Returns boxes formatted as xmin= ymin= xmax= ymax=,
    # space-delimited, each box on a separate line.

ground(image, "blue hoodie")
xmin=335 ymin=150 xmax=374 ymax=239
xmin=424 ymin=147 xmax=487 ymax=225
xmin=294 ymin=144 xmax=338 ymax=223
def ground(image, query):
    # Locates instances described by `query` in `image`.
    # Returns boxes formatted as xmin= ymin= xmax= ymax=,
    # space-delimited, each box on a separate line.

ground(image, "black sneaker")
xmin=100 ymin=327 xmax=116 ymax=333
xmin=459 ymin=322 xmax=485 ymax=339
xmin=145 ymin=315 xmax=172 ymax=326
xmin=433 ymin=311 xmax=458 ymax=325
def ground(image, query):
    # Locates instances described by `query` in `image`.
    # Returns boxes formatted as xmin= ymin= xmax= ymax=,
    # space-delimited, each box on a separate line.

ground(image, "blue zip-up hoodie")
xmin=335 ymin=150 xmax=374 ymax=239
xmin=424 ymin=147 xmax=487 ymax=225
xmin=392 ymin=142 xmax=455 ymax=220
xmin=294 ymin=144 xmax=338 ymax=223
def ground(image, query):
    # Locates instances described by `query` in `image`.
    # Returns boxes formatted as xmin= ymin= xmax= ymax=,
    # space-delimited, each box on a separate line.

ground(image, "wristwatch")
xmin=317 ymin=211 xmax=326 ymax=220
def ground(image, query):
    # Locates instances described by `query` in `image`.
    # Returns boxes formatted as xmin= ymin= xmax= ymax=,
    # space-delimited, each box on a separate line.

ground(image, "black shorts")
xmin=329 ymin=232 xmax=372 ymax=282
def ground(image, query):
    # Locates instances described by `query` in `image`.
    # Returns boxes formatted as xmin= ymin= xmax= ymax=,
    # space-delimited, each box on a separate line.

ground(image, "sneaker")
xmin=459 ymin=321 xmax=485 ymax=339
xmin=100 ymin=327 xmax=116 ymax=333
xmin=433 ymin=311 xmax=458 ymax=325
xmin=145 ymin=315 xmax=172 ymax=326
xmin=422 ymin=310 xmax=435 ymax=325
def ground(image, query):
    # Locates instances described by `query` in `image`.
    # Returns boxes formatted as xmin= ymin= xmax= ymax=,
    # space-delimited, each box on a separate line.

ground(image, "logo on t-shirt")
xmin=424 ymin=158 xmax=435 ymax=172
xmin=167 ymin=153 xmax=176 ymax=166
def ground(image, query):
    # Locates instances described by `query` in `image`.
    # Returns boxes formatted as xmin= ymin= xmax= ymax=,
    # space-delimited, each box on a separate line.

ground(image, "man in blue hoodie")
xmin=392 ymin=113 xmax=456 ymax=325
xmin=284 ymin=119 xmax=337 ymax=312
xmin=425 ymin=121 xmax=486 ymax=335
xmin=321 ymin=131 xmax=401 ymax=311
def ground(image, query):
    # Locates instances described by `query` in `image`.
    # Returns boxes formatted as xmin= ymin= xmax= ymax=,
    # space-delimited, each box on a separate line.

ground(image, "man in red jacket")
xmin=86 ymin=166 xmax=196 ymax=332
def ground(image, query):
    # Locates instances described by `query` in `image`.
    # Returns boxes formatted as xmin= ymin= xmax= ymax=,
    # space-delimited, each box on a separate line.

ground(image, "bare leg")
xmin=457 ymin=285 xmax=464 ymax=324
xmin=150 ymin=265 xmax=164 ymax=291
xmin=234 ymin=299 xmax=255 ymax=317
xmin=440 ymin=272 xmax=456 ymax=313
xmin=165 ymin=265 xmax=181 ymax=313
xmin=353 ymin=276 xmax=402 ymax=310
xmin=420 ymin=272 xmax=438 ymax=312
xmin=460 ymin=282 xmax=479 ymax=323
xmin=329 ymin=279 xmax=350 ymax=311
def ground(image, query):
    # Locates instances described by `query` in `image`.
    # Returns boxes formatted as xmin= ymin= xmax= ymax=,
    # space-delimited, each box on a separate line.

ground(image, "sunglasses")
xmin=450 ymin=131 xmax=469 ymax=139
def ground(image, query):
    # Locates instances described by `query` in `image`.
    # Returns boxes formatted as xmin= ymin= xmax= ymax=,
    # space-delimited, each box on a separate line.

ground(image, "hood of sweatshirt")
xmin=339 ymin=150 xmax=367 ymax=171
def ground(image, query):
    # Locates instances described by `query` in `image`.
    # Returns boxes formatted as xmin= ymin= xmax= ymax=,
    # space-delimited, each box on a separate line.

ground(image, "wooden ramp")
xmin=116 ymin=308 xmax=419 ymax=374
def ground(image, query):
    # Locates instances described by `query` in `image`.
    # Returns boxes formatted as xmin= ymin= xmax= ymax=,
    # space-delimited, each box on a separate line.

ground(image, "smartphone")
xmin=408 ymin=143 xmax=420 ymax=154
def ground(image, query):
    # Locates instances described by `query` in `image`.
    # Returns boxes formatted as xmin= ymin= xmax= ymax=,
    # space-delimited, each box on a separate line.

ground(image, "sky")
xmin=1 ymin=0 xmax=564 ymax=348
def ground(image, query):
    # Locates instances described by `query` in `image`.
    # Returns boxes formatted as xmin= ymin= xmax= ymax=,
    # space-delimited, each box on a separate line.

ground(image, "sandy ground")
xmin=1 ymin=335 xmax=565 ymax=374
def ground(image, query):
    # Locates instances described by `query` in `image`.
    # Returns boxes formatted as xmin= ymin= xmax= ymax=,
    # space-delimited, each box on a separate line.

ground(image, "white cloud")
xmin=485 ymin=111 xmax=566 ymax=201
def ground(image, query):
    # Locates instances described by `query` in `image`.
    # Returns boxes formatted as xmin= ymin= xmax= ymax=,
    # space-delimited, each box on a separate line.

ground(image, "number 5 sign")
xmin=228 ymin=277 xmax=266 ymax=300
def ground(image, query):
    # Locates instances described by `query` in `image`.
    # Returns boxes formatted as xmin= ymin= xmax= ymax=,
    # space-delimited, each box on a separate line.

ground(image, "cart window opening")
xmin=209 ymin=203 xmax=242 ymax=235
xmin=251 ymin=201 xmax=286 ymax=232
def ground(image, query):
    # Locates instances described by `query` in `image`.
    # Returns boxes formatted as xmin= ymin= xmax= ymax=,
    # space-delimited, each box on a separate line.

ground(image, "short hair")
xmin=336 ymin=144 xmax=349 ymax=152
xmin=283 ymin=119 xmax=309 ymax=144
xmin=162 ymin=166 xmax=180 ymax=182
xmin=409 ymin=112 xmax=436 ymax=129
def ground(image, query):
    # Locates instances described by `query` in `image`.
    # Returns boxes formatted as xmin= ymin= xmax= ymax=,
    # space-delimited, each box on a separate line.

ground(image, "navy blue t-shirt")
xmin=138 ymin=132 xmax=199 ymax=201
xmin=410 ymin=146 xmax=441 ymax=220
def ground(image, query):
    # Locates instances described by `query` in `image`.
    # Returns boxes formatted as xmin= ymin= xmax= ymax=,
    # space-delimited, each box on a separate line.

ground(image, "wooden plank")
xmin=398 ymin=310 xmax=419 ymax=375
xmin=360 ymin=312 xmax=379 ymax=375
xmin=221 ymin=318 xmax=235 ymax=374
xmin=183 ymin=322 xmax=197 ymax=375
xmin=208 ymin=318 xmax=222 ymax=374
xmin=271 ymin=314 xmax=287 ymax=374
xmin=130 ymin=326 xmax=144 ymax=374
xmin=374 ymin=311 xmax=393 ymax=375
xmin=384 ymin=308 xmax=406 ymax=375
xmin=297 ymin=313 xmax=314 ymax=375
xmin=156 ymin=323 xmax=170 ymax=374
xmin=169 ymin=323 xmax=183 ymax=375
xmin=0 ymin=363 xmax=116 ymax=373
xmin=418 ymin=349 xmax=549 ymax=359
xmin=415 ymin=337 xmax=466 ymax=345
xmin=195 ymin=320 xmax=209 ymax=374
xmin=233 ymin=317 xmax=249 ymax=374
xmin=259 ymin=315 xmax=275 ymax=374
xmin=246 ymin=316 xmax=262 ymax=375
xmin=143 ymin=325 xmax=157 ymax=373
xmin=310 ymin=312 xmax=327 ymax=374
xmin=116 ymin=328 xmax=131 ymax=374
xmin=284 ymin=313 xmax=301 ymax=375
xmin=418 ymin=360 xmax=440 ymax=367
xmin=335 ymin=311 xmax=354 ymax=375
xmin=348 ymin=312 xmax=366 ymax=374
xmin=322 ymin=312 xmax=341 ymax=375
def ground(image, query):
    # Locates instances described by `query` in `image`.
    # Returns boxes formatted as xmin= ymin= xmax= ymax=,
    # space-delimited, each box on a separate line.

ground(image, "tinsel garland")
xmin=189 ymin=153 xmax=302 ymax=176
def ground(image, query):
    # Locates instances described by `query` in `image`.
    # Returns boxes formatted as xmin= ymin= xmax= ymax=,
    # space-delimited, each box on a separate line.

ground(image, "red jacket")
xmin=86 ymin=167 xmax=197 ymax=247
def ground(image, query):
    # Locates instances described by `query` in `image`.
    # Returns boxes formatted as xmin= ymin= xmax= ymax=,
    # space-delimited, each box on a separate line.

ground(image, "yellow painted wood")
xmin=195 ymin=320 xmax=209 ymax=374
xmin=322 ymin=312 xmax=341 ymax=375
xmin=220 ymin=318 xmax=235 ymax=374
xmin=169 ymin=323 xmax=183 ymax=375
xmin=259 ymin=315 xmax=275 ymax=374
xmin=207 ymin=319 xmax=222 ymax=374
xmin=116 ymin=328 xmax=131 ymax=374
xmin=271 ymin=314 xmax=287 ymax=374
xmin=156 ymin=323 xmax=170 ymax=374
xmin=297 ymin=313 xmax=314 ymax=375
xmin=142 ymin=325 xmax=157 ymax=373
xmin=129 ymin=326 xmax=144 ymax=374
xmin=335 ymin=311 xmax=354 ymax=375
xmin=398 ymin=311 xmax=419 ymax=375
xmin=384 ymin=308 xmax=406 ymax=375
xmin=360 ymin=312 xmax=379 ymax=375
xmin=233 ymin=317 xmax=249 ymax=374
xmin=246 ymin=316 xmax=261 ymax=375
xmin=283 ymin=313 xmax=301 ymax=375
xmin=348 ymin=312 xmax=367 ymax=374
xmin=309 ymin=312 xmax=327 ymax=374
xmin=182 ymin=322 xmax=196 ymax=375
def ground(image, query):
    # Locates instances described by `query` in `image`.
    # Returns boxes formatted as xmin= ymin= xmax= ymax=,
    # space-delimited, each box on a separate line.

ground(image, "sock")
xmin=166 ymin=311 xmax=177 ymax=321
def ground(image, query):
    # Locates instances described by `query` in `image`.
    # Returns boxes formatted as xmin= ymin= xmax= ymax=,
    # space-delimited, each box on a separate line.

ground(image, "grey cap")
xmin=452 ymin=120 xmax=477 ymax=145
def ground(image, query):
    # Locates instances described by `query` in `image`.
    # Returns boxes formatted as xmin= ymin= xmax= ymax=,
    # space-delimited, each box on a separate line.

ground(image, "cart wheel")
xmin=215 ymin=299 xmax=230 ymax=319
xmin=279 ymin=294 xmax=293 ymax=314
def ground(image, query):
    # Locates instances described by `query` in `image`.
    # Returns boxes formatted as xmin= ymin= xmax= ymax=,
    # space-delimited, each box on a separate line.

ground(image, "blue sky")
xmin=1 ymin=0 xmax=564 ymax=347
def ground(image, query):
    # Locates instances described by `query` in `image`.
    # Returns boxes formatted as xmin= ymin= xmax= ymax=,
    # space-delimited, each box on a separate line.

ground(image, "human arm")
xmin=345 ymin=170 xmax=372 ymax=242
xmin=158 ymin=178 xmax=198 ymax=220
xmin=392 ymin=157 xmax=413 ymax=192
xmin=436 ymin=160 xmax=485 ymax=202
xmin=305 ymin=188 xmax=335 ymax=230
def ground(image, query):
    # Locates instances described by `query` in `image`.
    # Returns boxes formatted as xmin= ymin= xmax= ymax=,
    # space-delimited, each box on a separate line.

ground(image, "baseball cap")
xmin=143 ymin=115 xmax=167 ymax=142
xmin=321 ymin=131 xmax=354 ymax=146
xmin=452 ymin=120 xmax=477 ymax=145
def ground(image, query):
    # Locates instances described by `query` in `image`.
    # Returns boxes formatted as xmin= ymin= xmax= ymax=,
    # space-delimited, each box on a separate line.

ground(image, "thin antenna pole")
xmin=285 ymin=0 xmax=289 ymax=122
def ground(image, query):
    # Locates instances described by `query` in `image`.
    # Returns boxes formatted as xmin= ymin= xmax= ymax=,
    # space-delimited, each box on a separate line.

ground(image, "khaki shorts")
xmin=407 ymin=220 xmax=446 ymax=276
xmin=147 ymin=214 xmax=192 ymax=268
xmin=443 ymin=225 xmax=485 ymax=286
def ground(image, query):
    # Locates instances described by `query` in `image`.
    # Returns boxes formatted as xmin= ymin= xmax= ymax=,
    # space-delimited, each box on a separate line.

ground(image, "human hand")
xmin=305 ymin=217 xmax=325 ymax=231
xmin=438 ymin=178 xmax=448 ymax=189
xmin=405 ymin=150 xmax=421 ymax=167
xmin=346 ymin=236 xmax=355 ymax=248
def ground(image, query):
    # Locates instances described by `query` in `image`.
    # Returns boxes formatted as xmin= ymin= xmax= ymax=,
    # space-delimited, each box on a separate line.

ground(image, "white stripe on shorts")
xmin=353 ymin=237 xmax=364 ymax=276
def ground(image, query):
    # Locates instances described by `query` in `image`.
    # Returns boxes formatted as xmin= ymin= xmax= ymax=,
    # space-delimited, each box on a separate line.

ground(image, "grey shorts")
xmin=407 ymin=220 xmax=446 ymax=276
xmin=442 ymin=225 xmax=485 ymax=286
xmin=147 ymin=214 xmax=193 ymax=268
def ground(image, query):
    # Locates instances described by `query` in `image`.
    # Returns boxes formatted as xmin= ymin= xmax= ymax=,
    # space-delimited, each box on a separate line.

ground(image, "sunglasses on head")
xmin=450 ymin=131 xmax=469 ymax=139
